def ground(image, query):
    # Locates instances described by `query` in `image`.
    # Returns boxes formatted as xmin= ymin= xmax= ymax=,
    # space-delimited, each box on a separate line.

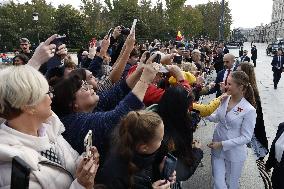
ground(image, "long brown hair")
xmin=239 ymin=62 xmax=260 ymax=100
xmin=231 ymin=71 xmax=256 ymax=107
xmin=116 ymin=111 xmax=163 ymax=187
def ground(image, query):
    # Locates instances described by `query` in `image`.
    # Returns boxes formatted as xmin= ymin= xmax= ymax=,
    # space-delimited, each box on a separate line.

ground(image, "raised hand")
xmin=28 ymin=34 xmax=57 ymax=69
xmin=76 ymin=147 xmax=100 ymax=189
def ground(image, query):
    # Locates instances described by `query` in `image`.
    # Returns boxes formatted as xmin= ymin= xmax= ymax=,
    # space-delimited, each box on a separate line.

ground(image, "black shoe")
xmin=274 ymin=86 xmax=277 ymax=89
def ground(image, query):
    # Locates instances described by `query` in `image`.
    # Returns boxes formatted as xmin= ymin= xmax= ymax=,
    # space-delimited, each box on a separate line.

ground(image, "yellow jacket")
xmin=193 ymin=97 xmax=221 ymax=117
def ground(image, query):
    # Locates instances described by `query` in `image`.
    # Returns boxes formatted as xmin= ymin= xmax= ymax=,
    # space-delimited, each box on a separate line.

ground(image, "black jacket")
xmin=251 ymin=47 xmax=257 ymax=60
xmin=240 ymin=55 xmax=250 ymax=62
xmin=254 ymin=97 xmax=268 ymax=151
xmin=208 ymin=69 xmax=225 ymax=98
xmin=213 ymin=54 xmax=224 ymax=73
xmin=96 ymin=150 xmax=161 ymax=189
xmin=271 ymin=55 xmax=284 ymax=72
xmin=109 ymin=36 xmax=125 ymax=66
xmin=266 ymin=123 xmax=284 ymax=189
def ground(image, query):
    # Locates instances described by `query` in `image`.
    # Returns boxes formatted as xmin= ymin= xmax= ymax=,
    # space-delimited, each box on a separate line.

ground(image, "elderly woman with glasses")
xmin=0 ymin=65 xmax=100 ymax=189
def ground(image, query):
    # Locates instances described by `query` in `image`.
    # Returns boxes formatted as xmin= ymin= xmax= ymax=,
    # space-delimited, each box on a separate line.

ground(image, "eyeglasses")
xmin=87 ymin=74 xmax=95 ymax=80
xmin=47 ymin=87 xmax=54 ymax=98
xmin=81 ymin=80 xmax=92 ymax=92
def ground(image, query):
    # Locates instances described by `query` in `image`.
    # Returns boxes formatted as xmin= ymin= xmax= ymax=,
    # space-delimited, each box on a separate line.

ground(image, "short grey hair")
xmin=0 ymin=65 xmax=49 ymax=115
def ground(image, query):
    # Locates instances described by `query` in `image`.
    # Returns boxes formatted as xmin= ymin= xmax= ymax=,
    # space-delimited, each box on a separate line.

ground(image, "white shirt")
xmin=223 ymin=68 xmax=232 ymax=82
xmin=275 ymin=131 xmax=284 ymax=162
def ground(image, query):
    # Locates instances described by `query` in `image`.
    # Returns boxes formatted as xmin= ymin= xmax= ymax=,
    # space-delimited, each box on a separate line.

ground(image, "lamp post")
xmin=32 ymin=12 xmax=40 ymax=45
xmin=219 ymin=0 xmax=225 ymax=42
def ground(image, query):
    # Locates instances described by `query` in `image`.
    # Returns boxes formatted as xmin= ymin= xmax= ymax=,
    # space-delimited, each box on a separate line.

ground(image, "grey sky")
xmin=13 ymin=0 xmax=273 ymax=29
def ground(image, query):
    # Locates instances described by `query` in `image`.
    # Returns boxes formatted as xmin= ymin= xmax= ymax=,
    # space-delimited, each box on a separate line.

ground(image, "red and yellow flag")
xmin=176 ymin=31 xmax=182 ymax=41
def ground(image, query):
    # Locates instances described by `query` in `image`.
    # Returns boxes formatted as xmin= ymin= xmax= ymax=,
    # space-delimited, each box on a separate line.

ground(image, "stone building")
xmin=242 ymin=0 xmax=284 ymax=42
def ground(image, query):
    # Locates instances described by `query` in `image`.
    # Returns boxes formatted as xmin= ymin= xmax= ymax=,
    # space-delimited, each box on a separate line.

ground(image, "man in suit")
xmin=213 ymin=47 xmax=224 ymax=74
xmin=266 ymin=122 xmax=284 ymax=189
xmin=271 ymin=48 xmax=284 ymax=89
xmin=239 ymin=46 xmax=244 ymax=57
xmin=240 ymin=50 xmax=250 ymax=62
xmin=251 ymin=45 xmax=257 ymax=67
xmin=208 ymin=53 xmax=236 ymax=97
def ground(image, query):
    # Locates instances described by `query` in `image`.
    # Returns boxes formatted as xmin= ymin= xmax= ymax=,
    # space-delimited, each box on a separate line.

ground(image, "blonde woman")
xmin=0 ymin=65 xmax=99 ymax=189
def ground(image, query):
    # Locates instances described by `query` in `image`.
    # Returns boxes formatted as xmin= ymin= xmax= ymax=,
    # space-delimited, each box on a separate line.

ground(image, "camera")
xmin=120 ymin=26 xmax=130 ymax=35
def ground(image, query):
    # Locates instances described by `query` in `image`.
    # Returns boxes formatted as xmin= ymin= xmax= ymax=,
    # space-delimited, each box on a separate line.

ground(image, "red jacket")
xmin=127 ymin=65 xmax=191 ymax=106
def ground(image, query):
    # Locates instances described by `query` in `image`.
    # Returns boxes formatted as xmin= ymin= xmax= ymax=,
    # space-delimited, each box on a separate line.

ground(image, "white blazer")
xmin=206 ymin=96 xmax=256 ymax=162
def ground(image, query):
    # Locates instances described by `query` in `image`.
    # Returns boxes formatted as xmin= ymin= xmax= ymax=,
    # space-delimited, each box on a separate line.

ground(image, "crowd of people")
xmin=0 ymin=25 xmax=283 ymax=189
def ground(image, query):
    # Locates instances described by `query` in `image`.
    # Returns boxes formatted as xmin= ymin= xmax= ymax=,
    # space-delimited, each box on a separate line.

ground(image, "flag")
xmin=176 ymin=31 xmax=183 ymax=41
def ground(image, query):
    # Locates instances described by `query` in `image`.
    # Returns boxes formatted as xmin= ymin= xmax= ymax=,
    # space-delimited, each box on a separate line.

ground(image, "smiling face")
xmin=73 ymin=81 xmax=99 ymax=112
xmin=225 ymin=75 xmax=244 ymax=96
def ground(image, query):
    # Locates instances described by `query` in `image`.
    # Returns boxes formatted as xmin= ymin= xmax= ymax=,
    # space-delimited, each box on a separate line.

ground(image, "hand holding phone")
xmin=152 ymin=180 xmax=171 ymax=189
xmin=173 ymin=55 xmax=182 ymax=64
xmin=162 ymin=153 xmax=177 ymax=180
xmin=89 ymin=38 xmax=97 ymax=48
xmin=84 ymin=130 xmax=93 ymax=158
xmin=130 ymin=19 xmax=138 ymax=34
xmin=106 ymin=28 xmax=113 ymax=39
xmin=50 ymin=35 xmax=66 ymax=51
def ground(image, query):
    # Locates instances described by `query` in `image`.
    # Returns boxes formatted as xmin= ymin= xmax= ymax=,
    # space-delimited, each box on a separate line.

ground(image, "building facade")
xmin=240 ymin=0 xmax=284 ymax=42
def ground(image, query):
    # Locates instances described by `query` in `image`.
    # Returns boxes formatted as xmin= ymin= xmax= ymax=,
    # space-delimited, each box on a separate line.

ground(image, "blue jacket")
xmin=271 ymin=55 xmax=284 ymax=72
xmin=88 ymin=56 xmax=104 ymax=78
xmin=61 ymin=80 xmax=144 ymax=158
xmin=208 ymin=69 xmax=225 ymax=97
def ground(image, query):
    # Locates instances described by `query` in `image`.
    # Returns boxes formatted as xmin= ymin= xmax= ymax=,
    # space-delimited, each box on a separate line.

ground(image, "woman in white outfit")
xmin=206 ymin=71 xmax=257 ymax=189
xmin=0 ymin=65 xmax=99 ymax=189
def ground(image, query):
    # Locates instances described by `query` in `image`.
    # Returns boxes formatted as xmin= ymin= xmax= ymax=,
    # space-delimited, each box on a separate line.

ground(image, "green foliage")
xmin=0 ymin=0 xmax=232 ymax=51
xmin=196 ymin=1 xmax=232 ymax=40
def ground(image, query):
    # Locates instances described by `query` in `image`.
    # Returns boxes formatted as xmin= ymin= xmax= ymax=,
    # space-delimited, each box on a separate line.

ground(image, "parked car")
xmin=226 ymin=41 xmax=240 ymax=49
xmin=266 ymin=43 xmax=284 ymax=56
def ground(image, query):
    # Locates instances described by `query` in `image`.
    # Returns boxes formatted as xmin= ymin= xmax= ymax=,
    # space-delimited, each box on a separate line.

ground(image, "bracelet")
xmin=139 ymin=79 xmax=150 ymax=85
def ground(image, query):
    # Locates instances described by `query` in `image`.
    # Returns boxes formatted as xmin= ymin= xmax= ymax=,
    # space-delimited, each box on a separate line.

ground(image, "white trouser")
xmin=211 ymin=156 xmax=245 ymax=189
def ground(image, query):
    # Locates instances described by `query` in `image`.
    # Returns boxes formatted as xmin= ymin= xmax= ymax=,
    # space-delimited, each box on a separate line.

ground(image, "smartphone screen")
xmin=130 ymin=19 xmax=138 ymax=34
xmin=173 ymin=55 xmax=182 ymax=64
xmin=106 ymin=28 xmax=113 ymax=38
xmin=11 ymin=156 xmax=31 ymax=189
xmin=162 ymin=153 xmax=177 ymax=180
xmin=153 ymin=53 xmax=161 ymax=64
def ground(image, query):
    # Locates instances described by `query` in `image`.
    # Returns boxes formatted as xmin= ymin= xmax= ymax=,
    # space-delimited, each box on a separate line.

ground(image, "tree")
xmin=182 ymin=7 xmax=204 ymax=39
xmin=54 ymin=5 xmax=87 ymax=48
xmin=196 ymin=1 xmax=232 ymax=40
xmin=165 ymin=0 xmax=186 ymax=36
